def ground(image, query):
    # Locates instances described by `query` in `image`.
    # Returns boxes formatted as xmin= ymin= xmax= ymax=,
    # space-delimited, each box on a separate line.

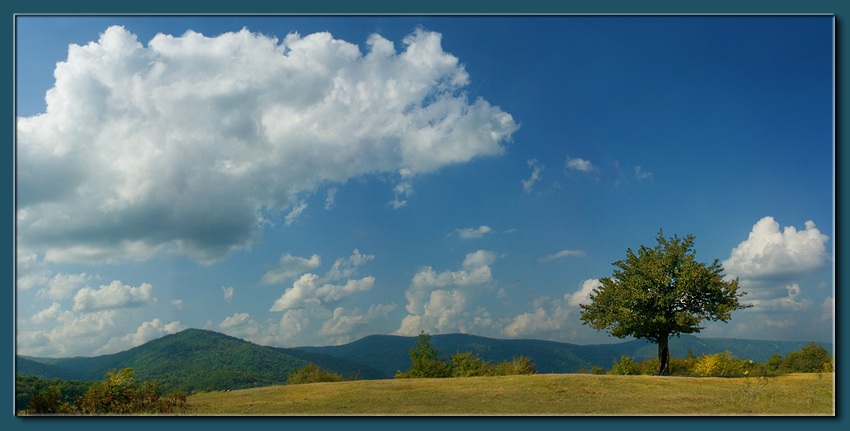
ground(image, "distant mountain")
xmin=297 ymin=333 xmax=833 ymax=377
xmin=17 ymin=329 xmax=832 ymax=393
xmin=17 ymin=328 xmax=384 ymax=393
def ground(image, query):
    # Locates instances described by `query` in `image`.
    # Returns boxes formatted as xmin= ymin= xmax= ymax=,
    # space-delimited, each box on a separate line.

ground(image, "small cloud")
xmin=634 ymin=165 xmax=653 ymax=181
xmin=222 ymin=286 xmax=234 ymax=302
xmin=522 ymin=159 xmax=544 ymax=193
xmin=171 ymin=299 xmax=183 ymax=310
xmin=72 ymin=280 xmax=154 ymax=312
xmin=566 ymin=156 xmax=595 ymax=173
xmin=261 ymin=253 xmax=322 ymax=286
xmin=284 ymin=201 xmax=308 ymax=226
xmin=390 ymin=170 xmax=414 ymax=209
xmin=324 ymin=187 xmax=338 ymax=210
xmin=455 ymin=225 xmax=493 ymax=239
xmin=538 ymin=249 xmax=586 ymax=263
xmin=567 ymin=279 xmax=601 ymax=307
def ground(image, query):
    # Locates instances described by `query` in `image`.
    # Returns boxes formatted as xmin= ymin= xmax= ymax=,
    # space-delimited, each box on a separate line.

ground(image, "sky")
xmin=14 ymin=15 xmax=834 ymax=358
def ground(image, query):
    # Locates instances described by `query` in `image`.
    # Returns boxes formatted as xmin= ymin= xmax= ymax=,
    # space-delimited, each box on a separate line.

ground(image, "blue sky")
xmin=15 ymin=15 xmax=834 ymax=358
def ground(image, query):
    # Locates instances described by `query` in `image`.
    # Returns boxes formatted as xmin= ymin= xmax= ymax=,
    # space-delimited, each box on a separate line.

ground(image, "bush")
xmin=27 ymin=386 xmax=71 ymax=414
xmin=450 ymin=352 xmax=494 ymax=377
xmin=493 ymin=356 xmax=537 ymax=376
xmin=780 ymin=343 xmax=832 ymax=373
xmin=609 ymin=356 xmax=640 ymax=375
xmin=74 ymin=368 xmax=187 ymax=415
xmin=690 ymin=351 xmax=747 ymax=377
xmin=286 ymin=364 xmax=344 ymax=385
xmin=590 ymin=365 xmax=607 ymax=375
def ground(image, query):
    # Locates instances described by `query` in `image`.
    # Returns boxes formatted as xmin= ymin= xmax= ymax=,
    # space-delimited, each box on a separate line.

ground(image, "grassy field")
xmin=186 ymin=372 xmax=834 ymax=416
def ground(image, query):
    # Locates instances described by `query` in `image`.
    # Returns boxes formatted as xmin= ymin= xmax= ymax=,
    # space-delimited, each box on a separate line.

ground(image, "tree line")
xmin=18 ymin=368 xmax=187 ymax=415
xmin=589 ymin=342 xmax=833 ymax=377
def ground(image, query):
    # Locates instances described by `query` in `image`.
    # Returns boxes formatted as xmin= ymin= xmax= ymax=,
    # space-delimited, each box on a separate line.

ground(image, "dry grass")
xmin=185 ymin=372 xmax=834 ymax=416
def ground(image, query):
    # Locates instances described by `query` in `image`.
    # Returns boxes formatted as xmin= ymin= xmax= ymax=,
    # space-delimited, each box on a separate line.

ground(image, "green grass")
xmin=186 ymin=372 xmax=834 ymax=416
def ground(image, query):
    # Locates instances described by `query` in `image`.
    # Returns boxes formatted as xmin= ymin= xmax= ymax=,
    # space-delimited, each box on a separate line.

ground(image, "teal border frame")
xmin=3 ymin=1 xmax=845 ymax=429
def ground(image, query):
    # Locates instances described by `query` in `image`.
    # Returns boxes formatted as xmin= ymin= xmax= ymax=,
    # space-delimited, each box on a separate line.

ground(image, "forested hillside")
xmin=17 ymin=329 xmax=383 ymax=393
xmin=18 ymin=328 xmax=832 ymax=393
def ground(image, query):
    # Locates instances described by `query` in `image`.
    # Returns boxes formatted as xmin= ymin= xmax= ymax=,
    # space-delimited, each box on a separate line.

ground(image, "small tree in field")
xmin=580 ymin=231 xmax=750 ymax=375
xmin=398 ymin=331 xmax=451 ymax=378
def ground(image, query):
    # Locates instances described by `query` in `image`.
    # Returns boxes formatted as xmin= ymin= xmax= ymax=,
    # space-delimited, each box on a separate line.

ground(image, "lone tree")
xmin=580 ymin=231 xmax=750 ymax=375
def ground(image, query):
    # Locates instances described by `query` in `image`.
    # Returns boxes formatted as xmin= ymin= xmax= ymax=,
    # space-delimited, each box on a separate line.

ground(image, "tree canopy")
xmin=580 ymin=230 xmax=750 ymax=375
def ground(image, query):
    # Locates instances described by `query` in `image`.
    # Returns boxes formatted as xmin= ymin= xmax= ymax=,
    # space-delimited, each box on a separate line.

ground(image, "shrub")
xmin=690 ymin=351 xmax=747 ymax=377
xmin=609 ymin=356 xmax=640 ymax=375
xmin=450 ymin=352 xmax=494 ymax=377
xmin=590 ymin=365 xmax=606 ymax=375
xmin=74 ymin=368 xmax=187 ymax=414
xmin=780 ymin=343 xmax=832 ymax=373
xmin=286 ymin=364 xmax=344 ymax=385
xmin=27 ymin=386 xmax=71 ymax=414
xmin=493 ymin=356 xmax=537 ymax=376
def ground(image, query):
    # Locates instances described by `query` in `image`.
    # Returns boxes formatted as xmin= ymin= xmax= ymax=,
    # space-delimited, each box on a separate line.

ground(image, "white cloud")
xmin=96 ymin=318 xmax=183 ymax=355
xmin=634 ymin=165 xmax=653 ymax=180
xmin=455 ymin=225 xmax=493 ymax=239
xmin=72 ymin=280 xmax=154 ymax=312
xmin=261 ymin=253 xmax=322 ymax=285
xmin=538 ymin=249 xmax=586 ymax=263
xmin=38 ymin=272 xmax=89 ymax=300
xmin=397 ymin=250 xmax=497 ymax=335
xmin=503 ymin=302 xmax=569 ymax=338
xmin=744 ymin=283 xmax=811 ymax=312
xmin=723 ymin=217 xmax=829 ymax=280
xmin=222 ymin=286 xmax=234 ymax=302
xmin=17 ymin=26 xmax=518 ymax=264
xmin=567 ymin=278 xmax=601 ymax=307
xmin=284 ymin=201 xmax=308 ymax=226
xmin=171 ymin=299 xmax=184 ymax=309
xmin=320 ymin=303 xmax=397 ymax=344
xmin=270 ymin=273 xmax=375 ymax=311
xmin=522 ymin=159 xmax=543 ymax=193
xmin=31 ymin=302 xmax=63 ymax=324
xmin=821 ymin=297 xmax=834 ymax=322
xmin=324 ymin=187 xmax=337 ymax=210
xmin=324 ymin=249 xmax=375 ymax=282
xmin=566 ymin=156 xmax=594 ymax=173
xmin=15 ymin=253 xmax=50 ymax=291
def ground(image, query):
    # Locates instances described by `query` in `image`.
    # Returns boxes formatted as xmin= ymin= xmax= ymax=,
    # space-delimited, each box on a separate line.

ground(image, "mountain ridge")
xmin=17 ymin=328 xmax=832 ymax=392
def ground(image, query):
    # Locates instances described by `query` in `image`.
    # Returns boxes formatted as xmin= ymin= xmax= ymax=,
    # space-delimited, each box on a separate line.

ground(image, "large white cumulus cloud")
xmin=17 ymin=26 xmax=518 ymax=264
xmin=723 ymin=217 xmax=829 ymax=280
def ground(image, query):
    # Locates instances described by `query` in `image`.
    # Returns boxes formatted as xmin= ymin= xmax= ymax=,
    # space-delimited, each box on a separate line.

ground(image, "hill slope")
xmin=17 ymin=329 xmax=384 ymax=392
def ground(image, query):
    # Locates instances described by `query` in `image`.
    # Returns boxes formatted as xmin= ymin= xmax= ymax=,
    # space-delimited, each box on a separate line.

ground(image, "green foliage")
xmin=590 ymin=365 xmax=607 ymax=375
xmin=398 ymin=333 xmax=537 ymax=379
xmin=780 ymin=343 xmax=832 ymax=373
xmin=609 ymin=356 xmax=640 ymax=375
xmin=15 ymin=375 xmax=91 ymax=414
xmin=74 ymin=368 xmax=187 ymax=415
xmin=766 ymin=353 xmax=784 ymax=373
xmin=493 ymin=356 xmax=537 ymax=376
xmin=27 ymin=385 xmax=71 ymax=414
xmin=580 ymin=231 xmax=750 ymax=375
xmin=450 ymin=352 xmax=495 ymax=377
xmin=690 ymin=351 xmax=747 ymax=377
xmin=397 ymin=331 xmax=452 ymax=378
xmin=286 ymin=364 xmax=345 ymax=385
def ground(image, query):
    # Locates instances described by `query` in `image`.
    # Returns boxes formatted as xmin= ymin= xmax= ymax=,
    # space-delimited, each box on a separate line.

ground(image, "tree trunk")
xmin=657 ymin=334 xmax=670 ymax=375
